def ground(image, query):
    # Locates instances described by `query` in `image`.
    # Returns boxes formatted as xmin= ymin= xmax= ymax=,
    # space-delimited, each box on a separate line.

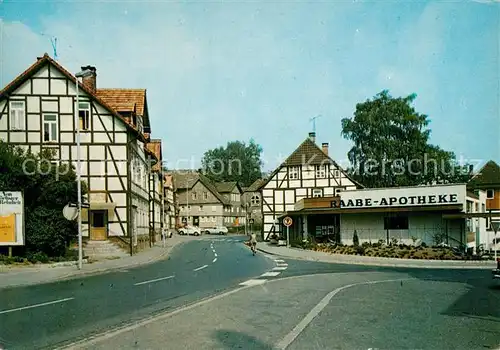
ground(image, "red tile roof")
xmin=96 ymin=89 xmax=146 ymax=116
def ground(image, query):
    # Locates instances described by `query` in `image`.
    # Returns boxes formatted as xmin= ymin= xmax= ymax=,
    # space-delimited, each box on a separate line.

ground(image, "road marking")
xmin=214 ymin=253 xmax=218 ymax=257
xmin=239 ymin=279 xmax=267 ymax=286
xmin=275 ymin=277 xmax=415 ymax=349
xmin=134 ymin=275 xmax=174 ymax=286
xmin=193 ymin=264 xmax=208 ymax=271
xmin=213 ymin=258 xmax=217 ymax=263
xmin=261 ymin=271 xmax=281 ymax=277
xmin=273 ymin=266 xmax=288 ymax=271
xmin=276 ymin=263 xmax=288 ymax=267
xmin=0 ymin=297 xmax=75 ymax=315
xmin=275 ymin=259 xmax=286 ymax=263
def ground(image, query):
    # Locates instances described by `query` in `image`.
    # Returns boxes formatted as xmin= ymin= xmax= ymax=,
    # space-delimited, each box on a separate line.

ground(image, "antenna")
xmin=309 ymin=114 xmax=321 ymax=133
xmin=50 ymin=37 xmax=58 ymax=60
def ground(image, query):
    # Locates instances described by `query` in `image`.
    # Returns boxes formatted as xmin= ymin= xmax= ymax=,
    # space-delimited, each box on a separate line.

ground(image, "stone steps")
xmin=84 ymin=240 xmax=129 ymax=259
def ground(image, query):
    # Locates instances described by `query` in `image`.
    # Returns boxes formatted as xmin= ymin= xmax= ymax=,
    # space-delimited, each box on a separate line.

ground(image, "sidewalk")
xmin=258 ymin=244 xmax=496 ymax=270
xmin=0 ymin=235 xmax=190 ymax=289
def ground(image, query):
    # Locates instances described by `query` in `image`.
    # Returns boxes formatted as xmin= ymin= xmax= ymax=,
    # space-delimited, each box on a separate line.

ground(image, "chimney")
xmin=322 ymin=143 xmax=329 ymax=156
xmin=80 ymin=65 xmax=97 ymax=93
xmin=308 ymin=132 xmax=316 ymax=143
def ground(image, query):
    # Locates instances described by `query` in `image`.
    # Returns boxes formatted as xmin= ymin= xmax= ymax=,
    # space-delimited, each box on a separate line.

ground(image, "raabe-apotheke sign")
xmin=0 ymin=191 xmax=25 ymax=246
xmin=331 ymin=185 xmax=466 ymax=209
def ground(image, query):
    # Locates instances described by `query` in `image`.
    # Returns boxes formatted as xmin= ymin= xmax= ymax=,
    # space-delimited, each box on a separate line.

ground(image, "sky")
xmin=1 ymin=0 xmax=499 ymax=172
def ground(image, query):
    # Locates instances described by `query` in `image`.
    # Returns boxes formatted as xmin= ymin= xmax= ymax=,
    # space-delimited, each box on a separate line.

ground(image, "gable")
xmin=468 ymin=160 xmax=500 ymax=188
xmin=0 ymin=54 xmax=144 ymax=141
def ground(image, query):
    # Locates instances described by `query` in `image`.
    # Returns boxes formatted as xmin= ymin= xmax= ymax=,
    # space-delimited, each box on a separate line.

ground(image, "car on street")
xmin=203 ymin=226 xmax=228 ymax=235
xmin=178 ymin=225 xmax=201 ymax=236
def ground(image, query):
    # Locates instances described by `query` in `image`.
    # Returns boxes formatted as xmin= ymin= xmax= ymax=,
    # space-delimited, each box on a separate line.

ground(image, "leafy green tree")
xmin=0 ymin=141 xmax=87 ymax=257
xmin=341 ymin=90 xmax=472 ymax=188
xmin=201 ymin=139 xmax=263 ymax=187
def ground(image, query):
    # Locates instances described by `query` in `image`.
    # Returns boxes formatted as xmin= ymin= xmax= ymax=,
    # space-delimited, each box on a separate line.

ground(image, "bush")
xmin=0 ymin=142 xmax=87 ymax=258
xmin=353 ymin=230 xmax=359 ymax=246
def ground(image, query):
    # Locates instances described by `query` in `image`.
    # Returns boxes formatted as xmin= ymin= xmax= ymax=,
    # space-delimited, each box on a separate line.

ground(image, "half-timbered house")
xmin=258 ymin=132 xmax=362 ymax=241
xmin=0 ymin=54 xmax=158 ymax=248
xmin=146 ymin=139 xmax=164 ymax=241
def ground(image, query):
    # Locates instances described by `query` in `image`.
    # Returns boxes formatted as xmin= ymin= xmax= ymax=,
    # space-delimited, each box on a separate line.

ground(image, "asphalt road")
xmin=1 ymin=236 xmax=499 ymax=349
xmin=0 ymin=236 xmax=274 ymax=350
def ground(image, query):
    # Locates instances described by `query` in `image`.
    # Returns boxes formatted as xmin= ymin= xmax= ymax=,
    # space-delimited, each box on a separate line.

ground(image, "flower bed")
xmin=293 ymin=241 xmax=467 ymax=260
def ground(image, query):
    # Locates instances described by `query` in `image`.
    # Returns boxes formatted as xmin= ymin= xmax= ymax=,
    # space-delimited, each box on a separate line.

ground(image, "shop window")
xmin=384 ymin=216 xmax=409 ymax=230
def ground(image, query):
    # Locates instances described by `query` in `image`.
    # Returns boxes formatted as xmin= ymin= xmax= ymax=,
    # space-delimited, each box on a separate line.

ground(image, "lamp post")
xmin=74 ymin=68 xmax=93 ymax=270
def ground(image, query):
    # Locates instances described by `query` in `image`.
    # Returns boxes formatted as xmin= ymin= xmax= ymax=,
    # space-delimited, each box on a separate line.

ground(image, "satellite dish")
xmin=63 ymin=204 xmax=78 ymax=221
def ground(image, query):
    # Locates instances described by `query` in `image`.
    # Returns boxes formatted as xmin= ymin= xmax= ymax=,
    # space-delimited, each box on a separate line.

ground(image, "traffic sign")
xmin=283 ymin=216 xmax=293 ymax=227
xmin=63 ymin=204 xmax=78 ymax=221
xmin=182 ymin=217 xmax=187 ymax=223
xmin=249 ymin=219 xmax=254 ymax=224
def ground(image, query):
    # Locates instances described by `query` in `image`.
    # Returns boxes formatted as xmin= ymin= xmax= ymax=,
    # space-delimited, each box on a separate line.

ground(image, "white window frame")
xmin=312 ymin=189 xmax=323 ymax=198
xmin=79 ymin=101 xmax=91 ymax=131
xmin=486 ymin=189 xmax=494 ymax=199
xmin=289 ymin=166 xmax=300 ymax=180
xmin=315 ymin=165 xmax=326 ymax=178
xmin=43 ymin=113 xmax=58 ymax=142
xmin=251 ymin=195 xmax=260 ymax=206
xmin=10 ymin=100 xmax=26 ymax=130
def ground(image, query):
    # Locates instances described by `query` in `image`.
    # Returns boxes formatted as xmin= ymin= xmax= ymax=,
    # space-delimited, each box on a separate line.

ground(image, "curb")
xmin=257 ymin=247 xmax=495 ymax=270
xmin=0 ymin=240 xmax=187 ymax=289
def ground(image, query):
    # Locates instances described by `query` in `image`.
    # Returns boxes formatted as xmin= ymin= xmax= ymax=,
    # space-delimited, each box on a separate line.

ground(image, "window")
xmin=315 ymin=165 xmax=326 ymax=178
xmin=384 ymin=216 xmax=409 ymax=230
xmin=43 ymin=114 xmax=58 ymax=142
xmin=203 ymin=192 xmax=208 ymax=199
xmin=212 ymin=216 xmax=216 ymax=222
xmin=335 ymin=188 xmax=342 ymax=196
xmin=289 ymin=166 xmax=300 ymax=179
xmin=312 ymin=189 xmax=323 ymax=198
xmin=199 ymin=205 xmax=204 ymax=211
xmin=79 ymin=102 xmax=90 ymax=130
xmin=251 ymin=195 xmax=260 ymax=206
xmin=482 ymin=203 xmax=486 ymax=213
xmin=334 ymin=170 xmax=340 ymax=178
xmin=192 ymin=192 xmax=197 ymax=200
xmin=10 ymin=101 xmax=25 ymax=130
xmin=487 ymin=189 xmax=494 ymax=199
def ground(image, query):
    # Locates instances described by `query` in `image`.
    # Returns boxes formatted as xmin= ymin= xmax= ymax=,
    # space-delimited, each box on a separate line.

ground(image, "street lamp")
xmin=74 ymin=68 xmax=93 ymax=270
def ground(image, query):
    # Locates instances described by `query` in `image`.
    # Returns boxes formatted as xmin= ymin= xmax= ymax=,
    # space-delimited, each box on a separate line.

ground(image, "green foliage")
xmin=201 ymin=139 xmax=263 ymax=187
xmin=0 ymin=141 xmax=87 ymax=258
xmin=341 ymin=90 xmax=473 ymax=188
xmin=353 ymin=230 xmax=359 ymax=246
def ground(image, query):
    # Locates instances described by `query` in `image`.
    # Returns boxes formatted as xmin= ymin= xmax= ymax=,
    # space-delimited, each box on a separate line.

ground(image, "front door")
xmin=90 ymin=210 xmax=108 ymax=240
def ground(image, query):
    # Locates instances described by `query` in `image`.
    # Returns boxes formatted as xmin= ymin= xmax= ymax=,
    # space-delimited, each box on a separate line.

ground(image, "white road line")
xmin=0 ymin=297 xmax=75 ymax=315
xmin=239 ymin=279 xmax=267 ymax=286
xmin=134 ymin=275 xmax=175 ymax=286
xmin=276 ymin=263 xmax=288 ymax=267
xmin=275 ymin=278 xmax=415 ymax=349
xmin=212 ymin=258 xmax=217 ymax=263
xmin=273 ymin=266 xmax=288 ymax=271
xmin=260 ymin=271 xmax=281 ymax=277
xmin=274 ymin=259 xmax=286 ymax=263
xmin=214 ymin=253 xmax=218 ymax=257
xmin=193 ymin=264 xmax=208 ymax=272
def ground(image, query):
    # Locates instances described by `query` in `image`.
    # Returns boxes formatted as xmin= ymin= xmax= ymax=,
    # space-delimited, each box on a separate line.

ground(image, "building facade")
xmin=215 ymin=182 xmax=246 ymax=226
xmin=0 ymin=54 xmax=159 ymax=248
xmin=242 ymin=178 xmax=266 ymax=229
xmin=258 ymin=132 xmax=362 ymax=240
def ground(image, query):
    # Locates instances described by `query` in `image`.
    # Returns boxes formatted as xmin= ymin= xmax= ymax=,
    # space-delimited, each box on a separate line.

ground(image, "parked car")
xmin=178 ymin=225 xmax=201 ymax=236
xmin=204 ymin=226 xmax=228 ymax=235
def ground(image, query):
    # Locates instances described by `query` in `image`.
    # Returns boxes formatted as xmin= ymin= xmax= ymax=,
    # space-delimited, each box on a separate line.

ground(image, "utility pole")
xmin=186 ymin=177 xmax=189 ymax=226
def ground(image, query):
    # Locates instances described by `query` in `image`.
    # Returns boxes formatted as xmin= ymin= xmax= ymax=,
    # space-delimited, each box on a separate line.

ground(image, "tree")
xmin=341 ymin=90 xmax=472 ymax=188
xmin=0 ymin=141 xmax=87 ymax=258
xmin=201 ymin=139 xmax=263 ymax=187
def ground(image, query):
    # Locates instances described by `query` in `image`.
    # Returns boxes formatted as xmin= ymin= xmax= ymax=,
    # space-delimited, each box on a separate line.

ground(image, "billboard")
xmin=0 ymin=191 xmax=24 ymax=246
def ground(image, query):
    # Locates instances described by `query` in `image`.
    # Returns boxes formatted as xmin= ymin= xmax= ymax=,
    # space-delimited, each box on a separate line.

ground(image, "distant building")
xmin=242 ymin=178 xmax=266 ymax=229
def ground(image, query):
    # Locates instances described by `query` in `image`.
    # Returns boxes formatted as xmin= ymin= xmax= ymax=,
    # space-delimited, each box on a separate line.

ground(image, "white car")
xmin=204 ymin=226 xmax=228 ymax=235
xmin=178 ymin=225 xmax=201 ymax=236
